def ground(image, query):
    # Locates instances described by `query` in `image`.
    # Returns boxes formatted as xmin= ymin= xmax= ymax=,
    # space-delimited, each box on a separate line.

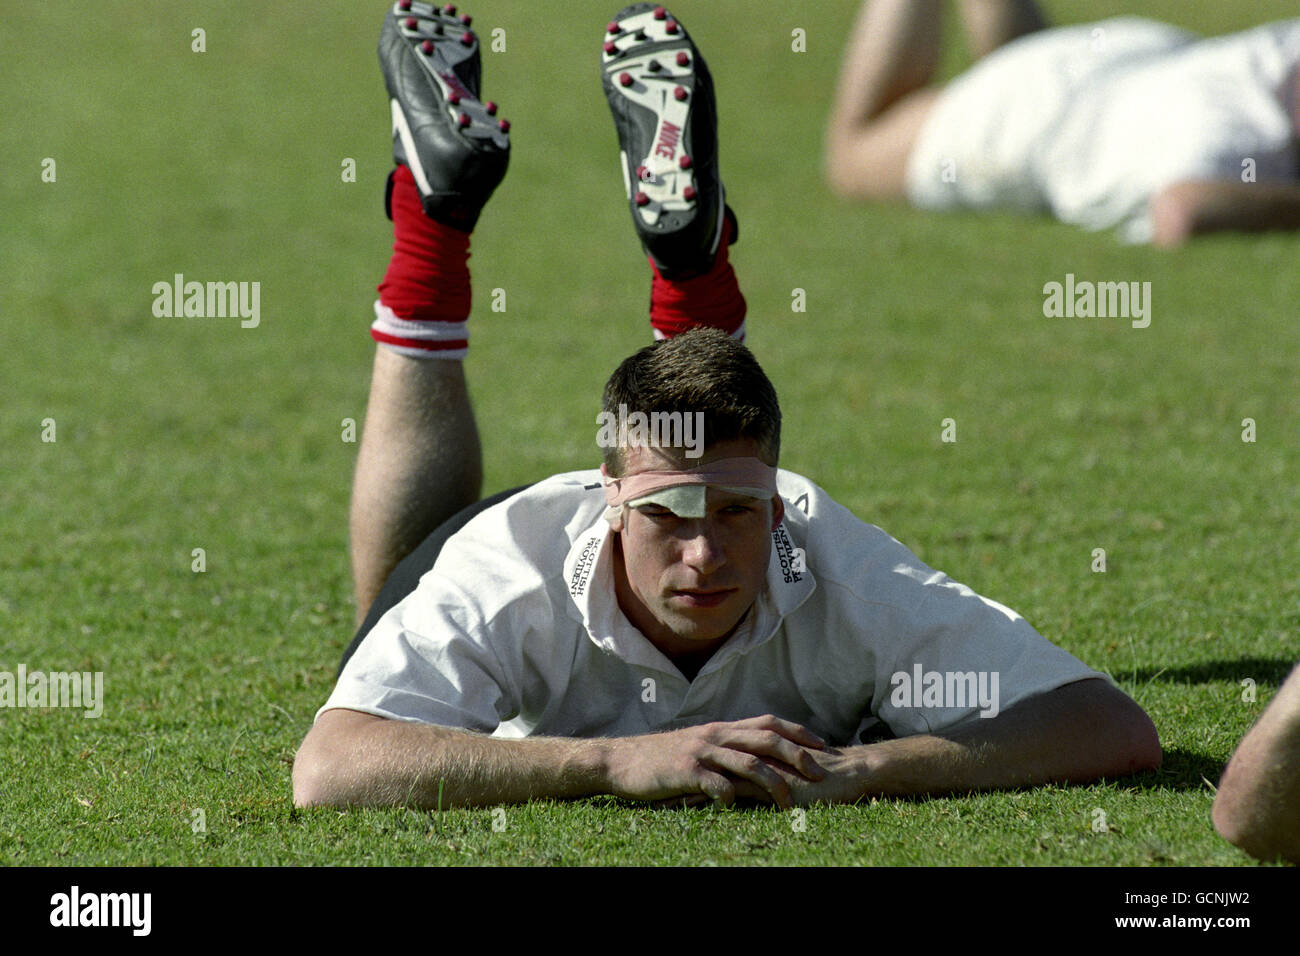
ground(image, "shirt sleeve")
xmin=791 ymin=480 xmax=1106 ymax=743
xmin=868 ymin=563 xmax=1105 ymax=737
xmin=318 ymin=575 xmax=520 ymax=732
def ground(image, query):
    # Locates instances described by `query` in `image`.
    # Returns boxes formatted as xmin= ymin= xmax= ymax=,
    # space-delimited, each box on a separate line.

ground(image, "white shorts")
xmin=905 ymin=17 xmax=1300 ymax=242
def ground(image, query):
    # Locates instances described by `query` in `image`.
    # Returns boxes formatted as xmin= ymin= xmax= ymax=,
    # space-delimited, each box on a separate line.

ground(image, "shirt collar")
xmin=562 ymin=512 xmax=817 ymax=675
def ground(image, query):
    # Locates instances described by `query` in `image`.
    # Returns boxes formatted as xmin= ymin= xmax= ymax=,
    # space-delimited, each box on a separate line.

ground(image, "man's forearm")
xmin=956 ymin=0 xmax=1048 ymax=60
xmin=296 ymin=681 xmax=1160 ymax=809
xmin=296 ymin=709 xmax=835 ymax=810
xmin=804 ymin=678 xmax=1161 ymax=803
xmin=1151 ymin=180 xmax=1300 ymax=246
xmin=293 ymin=708 xmax=610 ymax=809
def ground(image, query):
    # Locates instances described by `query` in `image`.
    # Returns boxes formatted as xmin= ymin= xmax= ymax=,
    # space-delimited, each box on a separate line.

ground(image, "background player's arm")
xmin=1149 ymin=180 xmax=1300 ymax=246
xmin=824 ymin=0 xmax=944 ymax=200
xmin=738 ymin=677 xmax=1161 ymax=805
xmin=292 ymin=708 xmax=828 ymax=809
xmin=1212 ymin=664 xmax=1300 ymax=864
xmin=823 ymin=0 xmax=1045 ymax=200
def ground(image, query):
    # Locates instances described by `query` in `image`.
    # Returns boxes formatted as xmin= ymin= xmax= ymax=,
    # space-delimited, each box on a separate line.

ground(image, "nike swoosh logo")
xmin=391 ymin=99 xmax=434 ymax=198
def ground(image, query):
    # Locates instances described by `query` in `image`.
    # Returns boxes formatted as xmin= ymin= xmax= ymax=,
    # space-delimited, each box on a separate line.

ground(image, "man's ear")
xmin=770 ymin=494 xmax=785 ymax=531
xmin=608 ymin=506 xmax=626 ymax=534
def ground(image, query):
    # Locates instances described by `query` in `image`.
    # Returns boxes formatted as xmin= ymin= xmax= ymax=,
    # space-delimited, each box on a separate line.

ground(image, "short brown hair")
xmin=600 ymin=328 xmax=781 ymax=475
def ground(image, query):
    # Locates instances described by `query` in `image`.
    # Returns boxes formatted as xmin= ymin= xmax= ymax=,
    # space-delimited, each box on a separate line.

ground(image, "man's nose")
xmin=680 ymin=523 xmax=725 ymax=573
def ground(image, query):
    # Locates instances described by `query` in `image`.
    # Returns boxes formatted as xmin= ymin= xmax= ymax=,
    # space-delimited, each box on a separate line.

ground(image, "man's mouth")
xmin=670 ymin=588 xmax=736 ymax=608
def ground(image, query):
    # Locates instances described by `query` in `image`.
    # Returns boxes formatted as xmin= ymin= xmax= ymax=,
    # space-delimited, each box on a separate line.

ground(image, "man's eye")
xmin=721 ymin=504 xmax=754 ymax=514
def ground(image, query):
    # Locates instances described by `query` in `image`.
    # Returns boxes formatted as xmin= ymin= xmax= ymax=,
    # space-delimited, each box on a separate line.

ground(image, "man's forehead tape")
xmin=601 ymin=457 xmax=778 ymax=509
xmin=628 ymin=484 xmax=709 ymax=519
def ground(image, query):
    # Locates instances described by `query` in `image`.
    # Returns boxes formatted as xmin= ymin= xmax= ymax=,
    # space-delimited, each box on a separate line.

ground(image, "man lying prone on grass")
xmin=293 ymin=329 xmax=1161 ymax=810
xmin=294 ymin=2 xmax=1158 ymax=811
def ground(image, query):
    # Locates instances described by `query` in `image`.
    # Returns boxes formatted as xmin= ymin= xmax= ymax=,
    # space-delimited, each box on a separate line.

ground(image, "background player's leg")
xmin=824 ymin=0 xmax=945 ymax=199
xmin=349 ymin=349 xmax=482 ymax=624
xmin=956 ymin=0 xmax=1047 ymax=60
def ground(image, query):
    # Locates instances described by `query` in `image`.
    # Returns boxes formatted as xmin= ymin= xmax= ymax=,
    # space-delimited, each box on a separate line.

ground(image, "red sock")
xmin=372 ymin=164 xmax=472 ymax=358
xmin=647 ymin=216 xmax=746 ymax=340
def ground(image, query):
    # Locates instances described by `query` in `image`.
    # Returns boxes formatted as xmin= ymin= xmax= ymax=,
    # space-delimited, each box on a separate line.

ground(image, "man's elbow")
xmin=823 ymin=130 xmax=893 ymax=201
xmin=1212 ymin=795 xmax=1300 ymax=864
xmin=292 ymin=720 xmax=358 ymax=808
xmin=1123 ymin=706 xmax=1163 ymax=774
xmin=292 ymin=738 xmax=336 ymax=808
xmin=1211 ymin=787 xmax=1255 ymax=855
xmin=1212 ymin=757 xmax=1300 ymax=864
xmin=1104 ymin=687 xmax=1163 ymax=775
xmin=824 ymin=137 xmax=861 ymax=200
xmin=1071 ymin=680 xmax=1162 ymax=777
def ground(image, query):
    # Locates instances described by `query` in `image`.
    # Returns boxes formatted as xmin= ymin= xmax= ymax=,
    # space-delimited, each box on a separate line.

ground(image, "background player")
xmin=825 ymin=0 xmax=1300 ymax=245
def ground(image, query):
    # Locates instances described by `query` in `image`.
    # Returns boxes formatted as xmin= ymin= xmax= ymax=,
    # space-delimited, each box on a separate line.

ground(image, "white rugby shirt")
xmin=321 ymin=469 xmax=1103 ymax=744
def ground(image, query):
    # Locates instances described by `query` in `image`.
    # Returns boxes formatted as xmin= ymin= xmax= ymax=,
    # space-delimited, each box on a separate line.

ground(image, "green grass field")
xmin=3 ymin=0 xmax=1299 ymax=867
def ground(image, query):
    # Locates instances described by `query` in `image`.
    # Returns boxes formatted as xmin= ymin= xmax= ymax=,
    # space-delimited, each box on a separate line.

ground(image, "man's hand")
xmin=724 ymin=745 xmax=868 ymax=807
xmin=720 ymin=678 xmax=1161 ymax=808
xmin=602 ymin=714 xmax=828 ymax=809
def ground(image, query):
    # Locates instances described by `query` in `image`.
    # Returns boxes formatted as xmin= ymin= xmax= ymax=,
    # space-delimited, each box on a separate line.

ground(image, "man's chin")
xmin=658 ymin=598 xmax=748 ymax=643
